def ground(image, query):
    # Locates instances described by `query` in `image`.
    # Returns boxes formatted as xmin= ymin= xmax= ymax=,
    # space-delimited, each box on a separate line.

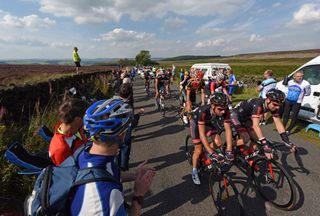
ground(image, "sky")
xmin=0 ymin=0 xmax=319 ymax=59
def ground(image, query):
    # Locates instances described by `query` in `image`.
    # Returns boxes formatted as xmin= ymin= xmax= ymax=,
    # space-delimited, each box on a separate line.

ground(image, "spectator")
xmin=115 ymin=84 xmax=144 ymax=171
xmin=72 ymin=47 xmax=81 ymax=74
xmin=172 ymin=64 xmax=176 ymax=80
xmin=227 ymin=69 xmax=237 ymax=97
xmin=70 ymin=98 xmax=155 ymax=215
xmin=257 ymin=69 xmax=277 ymax=125
xmin=283 ymin=70 xmax=311 ymax=134
xmin=49 ymin=98 xmax=89 ymax=166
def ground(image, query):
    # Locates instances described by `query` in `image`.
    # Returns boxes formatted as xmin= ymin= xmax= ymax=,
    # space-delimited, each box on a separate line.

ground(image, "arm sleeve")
xmin=210 ymin=82 xmax=215 ymax=92
xmin=251 ymin=104 xmax=263 ymax=118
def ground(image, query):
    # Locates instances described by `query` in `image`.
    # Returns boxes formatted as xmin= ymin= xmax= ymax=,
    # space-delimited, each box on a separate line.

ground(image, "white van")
xmin=276 ymin=56 xmax=320 ymax=123
xmin=191 ymin=63 xmax=231 ymax=81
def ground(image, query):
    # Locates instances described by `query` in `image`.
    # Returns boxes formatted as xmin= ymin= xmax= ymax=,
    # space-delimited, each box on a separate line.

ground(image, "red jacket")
xmin=49 ymin=122 xmax=87 ymax=166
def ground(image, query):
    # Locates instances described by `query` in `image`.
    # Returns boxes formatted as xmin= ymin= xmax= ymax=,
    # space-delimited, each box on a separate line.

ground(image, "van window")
xmin=201 ymin=68 xmax=208 ymax=73
xmin=301 ymin=65 xmax=320 ymax=85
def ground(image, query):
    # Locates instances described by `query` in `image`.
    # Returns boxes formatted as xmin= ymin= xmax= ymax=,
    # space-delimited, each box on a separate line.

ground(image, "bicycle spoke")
xmin=252 ymin=158 xmax=296 ymax=209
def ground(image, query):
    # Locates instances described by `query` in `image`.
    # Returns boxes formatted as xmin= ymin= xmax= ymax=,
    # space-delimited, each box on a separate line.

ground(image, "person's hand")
xmin=155 ymin=92 xmax=159 ymax=98
xmin=135 ymin=160 xmax=156 ymax=179
xmin=263 ymin=145 xmax=273 ymax=159
xmin=138 ymin=108 xmax=145 ymax=116
xmin=289 ymin=142 xmax=297 ymax=153
xmin=133 ymin=169 xmax=155 ymax=197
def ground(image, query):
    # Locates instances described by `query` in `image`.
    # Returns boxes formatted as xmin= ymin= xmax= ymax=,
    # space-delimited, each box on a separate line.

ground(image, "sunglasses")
xmin=216 ymin=107 xmax=227 ymax=112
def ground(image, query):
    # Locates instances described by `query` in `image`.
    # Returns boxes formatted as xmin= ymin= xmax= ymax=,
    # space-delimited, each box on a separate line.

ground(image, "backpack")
xmin=25 ymin=143 xmax=121 ymax=216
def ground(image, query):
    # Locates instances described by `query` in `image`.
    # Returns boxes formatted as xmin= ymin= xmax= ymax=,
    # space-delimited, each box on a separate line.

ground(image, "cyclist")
xmin=155 ymin=70 xmax=169 ymax=109
xmin=230 ymin=89 xmax=296 ymax=160
xmin=190 ymin=93 xmax=233 ymax=185
xmin=182 ymin=70 xmax=206 ymax=124
xmin=165 ymin=69 xmax=172 ymax=97
xmin=210 ymin=72 xmax=230 ymax=98
xmin=179 ymin=70 xmax=191 ymax=107
xmin=143 ymin=70 xmax=151 ymax=95
xmin=70 ymin=98 xmax=155 ymax=215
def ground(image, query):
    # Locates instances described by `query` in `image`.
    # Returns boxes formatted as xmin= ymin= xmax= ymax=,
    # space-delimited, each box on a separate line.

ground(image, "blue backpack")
xmin=26 ymin=143 xmax=121 ymax=216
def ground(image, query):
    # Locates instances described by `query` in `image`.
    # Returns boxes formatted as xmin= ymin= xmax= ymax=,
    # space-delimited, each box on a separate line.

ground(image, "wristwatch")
xmin=132 ymin=195 xmax=144 ymax=206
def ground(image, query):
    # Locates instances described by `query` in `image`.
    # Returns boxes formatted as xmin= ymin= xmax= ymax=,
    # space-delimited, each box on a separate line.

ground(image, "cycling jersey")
xmin=156 ymin=75 xmax=169 ymax=87
xmin=144 ymin=72 xmax=151 ymax=81
xmin=70 ymin=147 xmax=126 ymax=215
xmin=186 ymin=79 xmax=205 ymax=92
xmin=259 ymin=78 xmax=276 ymax=99
xmin=210 ymin=80 xmax=227 ymax=93
xmin=49 ymin=122 xmax=88 ymax=166
xmin=190 ymin=105 xmax=230 ymax=144
xmin=231 ymin=98 xmax=280 ymax=132
xmin=285 ymin=79 xmax=311 ymax=103
xmin=227 ymin=74 xmax=237 ymax=95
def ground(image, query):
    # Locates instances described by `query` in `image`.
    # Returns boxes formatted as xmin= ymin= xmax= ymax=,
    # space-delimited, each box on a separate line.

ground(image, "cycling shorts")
xmin=230 ymin=111 xmax=253 ymax=133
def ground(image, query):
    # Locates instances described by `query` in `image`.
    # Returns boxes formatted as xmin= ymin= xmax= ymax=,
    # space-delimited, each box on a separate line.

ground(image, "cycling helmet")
xmin=84 ymin=98 xmax=132 ymax=143
xmin=266 ymin=89 xmax=286 ymax=104
xmin=195 ymin=70 xmax=204 ymax=79
xmin=215 ymin=72 xmax=226 ymax=81
xmin=209 ymin=92 xmax=229 ymax=107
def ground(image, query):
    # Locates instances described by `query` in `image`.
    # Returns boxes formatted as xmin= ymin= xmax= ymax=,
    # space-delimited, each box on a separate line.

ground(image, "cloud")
xmin=164 ymin=17 xmax=187 ymax=29
xmin=94 ymin=28 xmax=155 ymax=47
xmin=249 ymin=34 xmax=264 ymax=42
xmin=288 ymin=3 xmax=320 ymax=26
xmin=0 ymin=10 xmax=55 ymax=29
xmin=195 ymin=38 xmax=225 ymax=48
xmin=0 ymin=35 xmax=48 ymax=46
xmin=37 ymin=0 xmax=255 ymax=24
xmin=272 ymin=2 xmax=282 ymax=8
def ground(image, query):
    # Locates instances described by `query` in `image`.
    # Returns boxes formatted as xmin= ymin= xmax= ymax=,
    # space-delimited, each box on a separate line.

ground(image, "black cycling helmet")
xmin=209 ymin=92 xmax=229 ymax=107
xmin=266 ymin=89 xmax=286 ymax=104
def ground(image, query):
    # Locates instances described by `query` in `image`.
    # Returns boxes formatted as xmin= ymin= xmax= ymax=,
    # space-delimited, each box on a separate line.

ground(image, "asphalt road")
xmin=124 ymin=79 xmax=320 ymax=216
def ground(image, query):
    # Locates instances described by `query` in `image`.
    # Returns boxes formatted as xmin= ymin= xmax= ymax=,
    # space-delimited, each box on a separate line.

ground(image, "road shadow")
xmin=134 ymin=123 xmax=184 ymax=142
xmin=270 ymin=142 xmax=308 ymax=210
xmin=129 ymin=149 xmax=186 ymax=171
xmin=134 ymin=116 xmax=179 ymax=132
xmin=142 ymin=175 xmax=211 ymax=216
xmin=230 ymin=166 xmax=268 ymax=216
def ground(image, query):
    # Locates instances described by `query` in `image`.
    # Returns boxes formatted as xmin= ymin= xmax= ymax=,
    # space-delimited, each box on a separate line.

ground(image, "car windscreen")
xmin=301 ymin=65 xmax=320 ymax=85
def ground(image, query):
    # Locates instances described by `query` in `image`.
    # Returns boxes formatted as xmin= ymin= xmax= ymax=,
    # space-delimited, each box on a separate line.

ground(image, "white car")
xmin=276 ymin=56 xmax=320 ymax=123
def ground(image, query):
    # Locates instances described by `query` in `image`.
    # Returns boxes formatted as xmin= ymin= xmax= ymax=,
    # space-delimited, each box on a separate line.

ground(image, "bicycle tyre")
xmin=209 ymin=171 xmax=244 ymax=216
xmin=185 ymin=135 xmax=193 ymax=165
xmin=251 ymin=158 xmax=296 ymax=210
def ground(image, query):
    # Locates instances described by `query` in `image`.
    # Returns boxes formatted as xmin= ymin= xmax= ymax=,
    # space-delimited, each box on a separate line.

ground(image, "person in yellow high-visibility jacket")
xmin=73 ymin=47 xmax=81 ymax=74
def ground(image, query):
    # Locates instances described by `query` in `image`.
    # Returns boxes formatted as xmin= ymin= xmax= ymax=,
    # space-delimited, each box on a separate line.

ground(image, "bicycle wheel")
xmin=251 ymin=158 xmax=296 ymax=210
xmin=209 ymin=171 xmax=244 ymax=216
xmin=185 ymin=135 xmax=193 ymax=165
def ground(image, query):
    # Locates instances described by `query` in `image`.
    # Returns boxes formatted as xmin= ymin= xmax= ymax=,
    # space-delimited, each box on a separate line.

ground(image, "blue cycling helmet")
xmin=84 ymin=98 xmax=132 ymax=143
